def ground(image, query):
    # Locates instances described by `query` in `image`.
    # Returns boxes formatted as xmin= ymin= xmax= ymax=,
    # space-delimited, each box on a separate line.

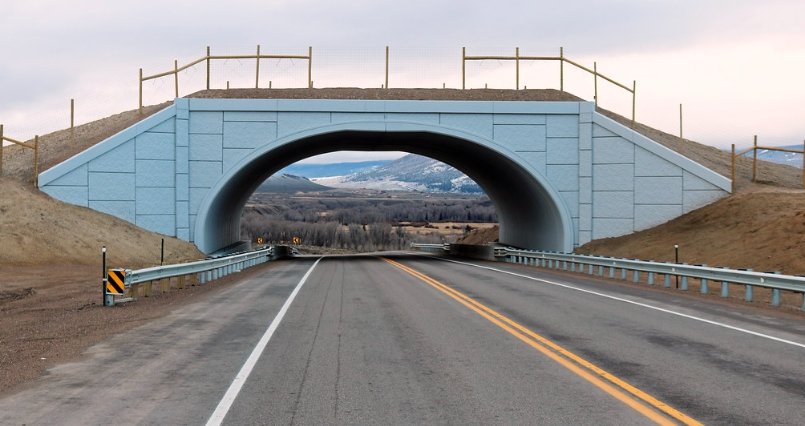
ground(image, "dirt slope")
xmin=0 ymin=177 xmax=201 ymax=268
xmin=578 ymin=188 xmax=805 ymax=275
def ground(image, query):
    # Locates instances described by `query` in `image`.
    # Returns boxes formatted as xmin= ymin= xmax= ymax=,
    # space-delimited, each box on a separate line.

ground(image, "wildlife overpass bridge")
xmin=39 ymin=96 xmax=730 ymax=254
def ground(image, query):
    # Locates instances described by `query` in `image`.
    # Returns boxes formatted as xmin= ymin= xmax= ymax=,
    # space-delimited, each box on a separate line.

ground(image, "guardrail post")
xmin=770 ymin=272 xmax=782 ymax=306
xmin=588 ymin=264 xmax=594 ymax=275
xmin=744 ymin=269 xmax=753 ymax=302
xmin=664 ymin=273 xmax=671 ymax=288
xmin=647 ymin=272 xmax=655 ymax=285
xmin=620 ymin=268 xmax=627 ymax=280
xmin=699 ymin=264 xmax=708 ymax=294
xmin=680 ymin=275 xmax=688 ymax=291
xmin=608 ymin=265 xmax=615 ymax=279
xmin=720 ymin=280 xmax=729 ymax=297
xmin=771 ymin=288 xmax=781 ymax=307
xmin=632 ymin=270 xmax=640 ymax=283
xmin=570 ymin=262 xmax=576 ymax=272
xmin=597 ymin=265 xmax=604 ymax=276
xmin=801 ymin=293 xmax=805 ymax=312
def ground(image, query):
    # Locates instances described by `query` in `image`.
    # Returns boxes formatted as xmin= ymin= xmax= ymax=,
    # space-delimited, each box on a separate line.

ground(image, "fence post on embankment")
xmin=0 ymin=124 xmax=4 ymax=176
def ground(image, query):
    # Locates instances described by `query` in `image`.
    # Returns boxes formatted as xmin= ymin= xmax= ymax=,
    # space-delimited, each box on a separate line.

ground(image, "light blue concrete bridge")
xmin=39 ymin=97 xmax=730 ymax=254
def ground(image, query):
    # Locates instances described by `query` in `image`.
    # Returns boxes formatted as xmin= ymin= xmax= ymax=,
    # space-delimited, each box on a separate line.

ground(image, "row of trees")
xmin=248 ymin=194 xmax=497 ymax=224
xmin=241 ymin=218 xmax=443 ymax=251
xmin=241 ymin=193 xmax=496 ymax=251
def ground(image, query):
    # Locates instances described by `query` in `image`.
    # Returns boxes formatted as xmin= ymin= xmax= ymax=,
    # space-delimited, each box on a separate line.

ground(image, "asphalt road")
xmin=1 ymin=253 xmax=804 ymax=425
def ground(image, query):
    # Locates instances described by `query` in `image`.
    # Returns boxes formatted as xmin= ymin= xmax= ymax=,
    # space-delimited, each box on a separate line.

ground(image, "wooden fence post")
xmin=559 ymin=47 xmax=564 ymax=91
xmin=33 ymin=135 xmax=39 ymax=187
xmin=206 ymin=46 xmax=211 ymax=90
xmin=307 ymin=46 xmax=313 ymax=89
xmin=461 ymin=47 xmax=466 ymax=90
xmin=515 ymin=47 xmax=520 ymax=90
xmin=385 ymin=45 xmax=389 ymax=89
xmin=0 ymin=124 xmax=4 ymax=176
xmin=731 ymin=144 xmax=736 ymax=193
xmin=255 ymin=44 xmax=261 ymax=89
xmin=752 ymin=135 xmax=758 ymax=182
xmin=138 ymin=68 xmax=143 ymax=114
xmin=593 ymin=62 xmax=598 ymax=106
xmin=631 ymin=80 xmax=636 ymax=128
xmin=70 ymin=98 xmax=75 ymax=145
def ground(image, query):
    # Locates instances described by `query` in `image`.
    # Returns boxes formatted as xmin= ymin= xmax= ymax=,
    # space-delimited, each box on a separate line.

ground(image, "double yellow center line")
xmin=382 ymin=257 xmax=701 ymax=426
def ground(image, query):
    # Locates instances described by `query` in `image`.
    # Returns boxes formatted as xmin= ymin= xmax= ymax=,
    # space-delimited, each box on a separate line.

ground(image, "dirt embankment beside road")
xmin=0 ymin=177 xmax=202 ymax=267
xmin=577 ymin=188 xmax=805 ymax=275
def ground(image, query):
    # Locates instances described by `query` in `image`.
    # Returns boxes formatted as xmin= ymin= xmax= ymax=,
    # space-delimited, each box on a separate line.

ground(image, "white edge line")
xmin=206 ymin=257 xmax=324 ymax=426
xmin=431 ymin=256 xmax=805 ymax=350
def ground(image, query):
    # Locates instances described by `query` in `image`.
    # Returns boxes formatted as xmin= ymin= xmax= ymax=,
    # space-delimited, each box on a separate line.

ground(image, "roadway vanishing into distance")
xmin=2 ymin=253 xmax=805 ymax=425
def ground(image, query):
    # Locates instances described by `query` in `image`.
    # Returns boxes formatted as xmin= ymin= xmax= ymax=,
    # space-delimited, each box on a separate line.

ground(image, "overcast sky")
xmin=2 ymin=1 xmax=804 ymax=163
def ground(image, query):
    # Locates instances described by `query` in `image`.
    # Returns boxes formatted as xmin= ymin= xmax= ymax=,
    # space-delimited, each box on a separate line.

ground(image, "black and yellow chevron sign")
xmin=106 ymin=269 xmax=126 ymax=295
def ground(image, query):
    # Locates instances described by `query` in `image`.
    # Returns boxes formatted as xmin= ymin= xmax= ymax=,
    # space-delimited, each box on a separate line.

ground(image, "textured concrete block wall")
xmin=40 ymin=99 xmax=730 ymax=252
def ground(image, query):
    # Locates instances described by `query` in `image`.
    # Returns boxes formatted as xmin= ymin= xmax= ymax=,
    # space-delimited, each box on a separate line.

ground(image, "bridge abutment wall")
xmin=39 ymin=98 xmax=730 ymax=254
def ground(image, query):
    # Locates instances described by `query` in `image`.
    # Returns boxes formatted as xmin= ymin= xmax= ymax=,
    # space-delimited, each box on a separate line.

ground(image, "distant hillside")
xmin=749 ymin=144 xmax=804 ymax=169
xmin=280 ymin=160 xmax=392 ymax=178
xmin=312 ymin=154 xmax=484 ymax=194
xmin=256 ymin=174 xmax=332 ymax=193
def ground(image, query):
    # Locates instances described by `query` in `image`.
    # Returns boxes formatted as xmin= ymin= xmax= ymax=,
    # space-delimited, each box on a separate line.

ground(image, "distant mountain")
xmin=750 ymin=144 xmax=804 ymax=168
xmin=311 ymin=154 xmax=484 ymax=194
xmin=279 ymin=160 xmax=393 ymax=178
xmin=256 ymin=174 xmax=332 ymax=193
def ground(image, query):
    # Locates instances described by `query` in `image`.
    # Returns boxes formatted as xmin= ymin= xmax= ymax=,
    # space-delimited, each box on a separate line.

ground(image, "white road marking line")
xmin=206 ymin=257 xmax=323 ymax=426
xmin=431 ymin=256 xmax=805 ymax=350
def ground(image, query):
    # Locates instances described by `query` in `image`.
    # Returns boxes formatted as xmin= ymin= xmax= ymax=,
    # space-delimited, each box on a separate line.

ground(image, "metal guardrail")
xmin=105 ymin=246 xmax=274 ymax=306
xmin=410 ymin=243 xmax=805 ymax=311
xmin=409 ymin=243 xmax=449 ymax=253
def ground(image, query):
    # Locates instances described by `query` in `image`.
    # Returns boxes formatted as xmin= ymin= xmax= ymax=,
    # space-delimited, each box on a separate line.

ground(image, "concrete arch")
xmin=194 ymin=121 xmax=575 ymax=254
